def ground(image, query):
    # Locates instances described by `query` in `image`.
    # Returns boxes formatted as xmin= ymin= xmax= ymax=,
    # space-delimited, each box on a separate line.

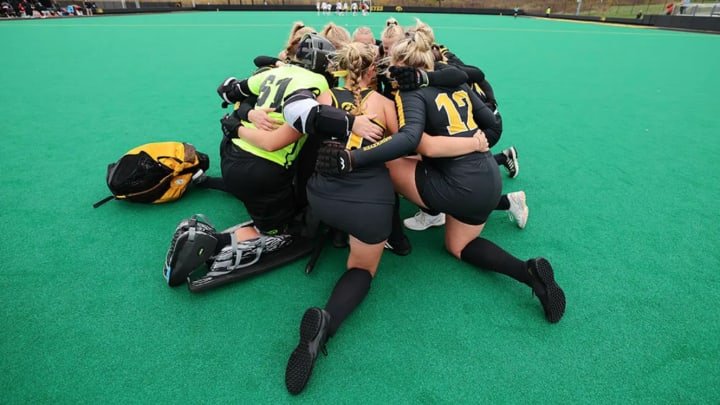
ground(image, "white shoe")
xmin=403 ymin=211 xmax=446 ymax=231
xmin=506 ymin=191 xmax=528 ymax=229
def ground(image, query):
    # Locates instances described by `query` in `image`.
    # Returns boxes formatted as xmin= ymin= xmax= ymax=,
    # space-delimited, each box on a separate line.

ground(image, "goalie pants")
xmin=220 ymin=138 xmax=301 ymax=233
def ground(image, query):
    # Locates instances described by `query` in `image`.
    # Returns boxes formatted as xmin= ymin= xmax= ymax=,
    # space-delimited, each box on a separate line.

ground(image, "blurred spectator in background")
xmin=2 ymin=1 xmax=16 ymax=16
xmin=84 ymin=0 xmax=95 ymax=14
xmin=680 ymin=0 xmax=689 ymax=14
xmin=665 ymin=3 xmax=675 ymax=14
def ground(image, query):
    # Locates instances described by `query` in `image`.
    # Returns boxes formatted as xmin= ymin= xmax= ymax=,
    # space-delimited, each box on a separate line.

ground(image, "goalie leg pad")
xmin=187 ymin=236 xmax=315 ymax=293
xmin=207 ymin=233 xmax=294 ymax=276
xmin=164 ymin=214 xmax=218 ymax=287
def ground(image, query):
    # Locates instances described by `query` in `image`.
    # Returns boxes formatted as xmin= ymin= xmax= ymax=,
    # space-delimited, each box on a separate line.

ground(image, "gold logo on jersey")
xmin=340 ymin=102 xmax=355 ymax=112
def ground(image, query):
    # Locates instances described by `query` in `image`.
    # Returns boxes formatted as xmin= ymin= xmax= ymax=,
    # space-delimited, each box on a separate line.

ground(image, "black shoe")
xmin=501 ymin=146 xmax=519 ymax=179
xmin=384 ymin=235 xmax=412 ymax=256
xmin=528 ymin=258 xmax=565 ymax=323
xmin=285 ymin=307 xmax=331 ymax=395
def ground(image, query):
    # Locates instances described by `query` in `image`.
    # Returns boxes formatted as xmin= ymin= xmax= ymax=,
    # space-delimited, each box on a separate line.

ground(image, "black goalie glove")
xmin=388 ymin=66 xmax=429 ymax=91
xmin=217 ymin=77 xmax=245 ymax=108
xmin=220 ymin=112 xmax=242 ymax=139
xmin=315 ymin=141 xmax=353 ymax=175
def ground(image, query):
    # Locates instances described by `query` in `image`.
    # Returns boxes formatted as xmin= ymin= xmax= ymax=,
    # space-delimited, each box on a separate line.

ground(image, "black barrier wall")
xmin=4 ymin=2 xmax=718 ymax=34
xmin=192 ymin=4 xmax=720 ymax=33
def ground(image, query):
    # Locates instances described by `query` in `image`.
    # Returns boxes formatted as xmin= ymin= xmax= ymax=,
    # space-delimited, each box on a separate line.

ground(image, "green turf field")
xmin=1 ymin=11 xmax=719 ymax=403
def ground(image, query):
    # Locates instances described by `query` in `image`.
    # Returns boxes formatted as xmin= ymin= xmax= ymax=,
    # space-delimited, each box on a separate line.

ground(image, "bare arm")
xmin=382 ymin=96 xmax=399 ymax=136
xmin=416 ymin=130 xmax=489 ymax=157
xmin=317 ymin=90 xmax=383 ymax=142
xmin=247 ymin=108 xmax=283 ymax=131
xmin=237 ymin=124 xmax=303 ymax=152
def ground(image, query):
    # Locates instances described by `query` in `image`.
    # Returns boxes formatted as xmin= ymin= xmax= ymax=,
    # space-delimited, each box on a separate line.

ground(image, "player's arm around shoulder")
xmin=238 ymin=124 xmax=303 ymax=152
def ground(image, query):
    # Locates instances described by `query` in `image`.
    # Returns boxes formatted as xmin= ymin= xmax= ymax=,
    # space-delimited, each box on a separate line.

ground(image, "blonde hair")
xmin=320 ymin=22 xmax=351 ymax=50
xmin=333 ymin=42 xmax=377 ymax=116
xmin=386 ymin=17 xmax=398 ymax=26
xmin=390 ymin=30 xmax=434 ymax=71
xmin=352 ymin=26 xmax=375 ymax=45
xmin=380 ymin=22 xmax=404 ymax=59
xmin=281 ymin=22 xmax=315 ymax=62
xmin=381 ymin=22 xmax=404 ymax=42
xmin=412 ymin=18 xmax=435 ymax=44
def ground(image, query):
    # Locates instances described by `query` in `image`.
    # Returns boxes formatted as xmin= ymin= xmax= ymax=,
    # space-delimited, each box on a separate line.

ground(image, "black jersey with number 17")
xmin=351 ymin=82 xmax=498 ymax=170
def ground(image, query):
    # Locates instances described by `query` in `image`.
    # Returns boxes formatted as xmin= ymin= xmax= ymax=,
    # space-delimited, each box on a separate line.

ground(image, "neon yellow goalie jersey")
xmin=232 ymin=64 xmax=330 ymax=168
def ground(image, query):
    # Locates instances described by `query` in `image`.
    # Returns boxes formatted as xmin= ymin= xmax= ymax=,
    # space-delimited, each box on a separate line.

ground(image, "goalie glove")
xmin=217 ymin=77 xmax=249 ymax=108
xmin=220 ymin=112 xmax=242 ymax=139
xmin=315 ymin=141 xmax=354 ymax=175
xmin=388 ymin=66 xmax=429 ymax=91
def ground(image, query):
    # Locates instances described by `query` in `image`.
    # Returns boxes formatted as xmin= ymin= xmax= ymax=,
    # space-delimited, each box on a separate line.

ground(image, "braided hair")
xmin=333 ymin=42 xmax=377 ymax=116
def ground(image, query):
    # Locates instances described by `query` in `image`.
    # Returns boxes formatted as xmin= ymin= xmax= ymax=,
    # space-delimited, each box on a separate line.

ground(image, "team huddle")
xmin=163 ymin=18 xmax=566 ymax=395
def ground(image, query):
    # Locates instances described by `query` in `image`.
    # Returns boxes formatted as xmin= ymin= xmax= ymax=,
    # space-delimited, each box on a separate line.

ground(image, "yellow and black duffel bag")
xmin=93 ymin=142 xmax=209 ymax=208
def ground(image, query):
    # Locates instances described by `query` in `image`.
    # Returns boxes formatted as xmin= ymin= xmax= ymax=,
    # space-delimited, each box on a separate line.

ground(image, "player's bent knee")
xmin=444 ymin=241 xmax=464 ymax=260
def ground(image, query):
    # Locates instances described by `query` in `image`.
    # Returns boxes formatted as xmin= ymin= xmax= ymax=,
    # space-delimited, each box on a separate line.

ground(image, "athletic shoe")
xmin=501 ymin=146 xmax=519 ymax=178
xmin=403 ymin=211 xmax=446 ymax=231
xmin=528 ymin=258 xmax=566 ymax=323
xmin=507 ymin=191 xmax=528 ymax=229
xmin=164 ymin=214 xmax=217 ymax=287
xmin=384 ymin=235 xmax=412 ymax=256
xmin=285 ymin=307 xmax=331 ymax=395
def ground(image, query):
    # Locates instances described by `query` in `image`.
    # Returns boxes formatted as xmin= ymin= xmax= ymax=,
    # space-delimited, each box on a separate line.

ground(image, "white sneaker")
xmin=403 ymin=211 xmax=446 ymax=231
xmin=506 ymin=191 xmax=528 ymax=229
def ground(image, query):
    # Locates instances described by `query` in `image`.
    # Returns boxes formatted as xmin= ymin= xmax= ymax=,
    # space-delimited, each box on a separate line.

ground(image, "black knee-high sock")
xmin=389 ymin=193 xmax=406 ymax=242
xmin=494 ymin=153 xmax=507 ymax=166
xmin=460 ymin=238 xmax=531 ymax=285
xmin=324 ymin=268 xmax=373 ymax=336
xmin=495 ymin=194 xmax=510 ymax=211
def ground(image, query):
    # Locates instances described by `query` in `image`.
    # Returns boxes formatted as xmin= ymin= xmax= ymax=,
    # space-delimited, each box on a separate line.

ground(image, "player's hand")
xmin=473 ymin=129 xmax=490 ymax=152
xmin=248 ymin=108 xmax=282 ymax=131
xmin=388 ymin=66 xmax=429 ymax=91
xmin=316 ymin=141 xmax=353 ymax=175
xmin=352 ymin=114 xmax=383 ymax=142
xmin=220 ymin=113 xmax=242 ymax=139
xmin=217 ymin=77 xmax=244 ymax=108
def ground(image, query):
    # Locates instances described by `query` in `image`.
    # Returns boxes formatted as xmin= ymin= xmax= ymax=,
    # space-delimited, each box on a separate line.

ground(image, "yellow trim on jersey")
xmin=395 ymin=91 xmax=405 ymax=128
xmin=329 ymin=90 xmax=340 ymax=109
xmin=473 ymin=83 xmax=486 ymax=97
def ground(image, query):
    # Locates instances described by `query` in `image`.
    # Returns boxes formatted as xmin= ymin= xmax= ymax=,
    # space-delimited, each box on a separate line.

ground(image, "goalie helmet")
xmin=295 ymin=33 xmax=336 ymax=74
